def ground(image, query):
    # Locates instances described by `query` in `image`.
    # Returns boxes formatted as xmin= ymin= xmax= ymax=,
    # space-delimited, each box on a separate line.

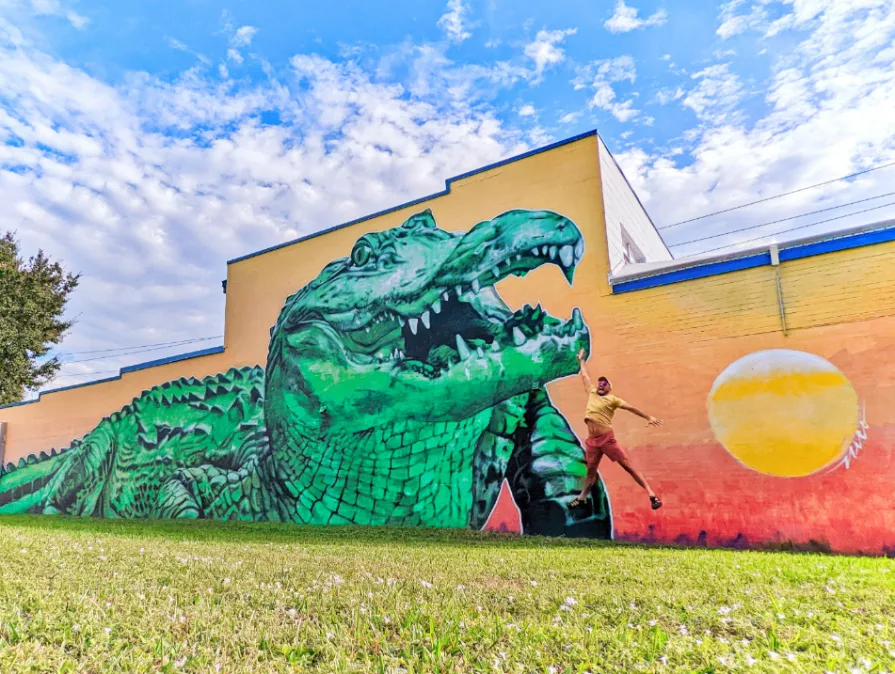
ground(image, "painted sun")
xmin=707 ymin=349 xmax=859 ymax=478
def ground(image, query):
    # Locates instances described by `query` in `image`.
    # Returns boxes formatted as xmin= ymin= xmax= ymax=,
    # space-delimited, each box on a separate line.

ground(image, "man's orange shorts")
xmin=584 ymin=428 xmax=629 ymax=464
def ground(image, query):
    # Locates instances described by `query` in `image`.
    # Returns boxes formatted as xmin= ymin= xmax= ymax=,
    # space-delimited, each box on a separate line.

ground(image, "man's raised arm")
xmin=576 ymin=349 xmax=592 ymax=393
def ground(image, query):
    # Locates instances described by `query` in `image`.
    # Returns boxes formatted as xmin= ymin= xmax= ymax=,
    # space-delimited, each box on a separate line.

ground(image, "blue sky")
xmin=2 ymin=0 xmax=895 ymax=389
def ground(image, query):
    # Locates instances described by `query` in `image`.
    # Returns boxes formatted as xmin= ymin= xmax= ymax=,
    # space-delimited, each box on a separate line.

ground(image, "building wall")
xmin=1 ymin=131 xmax=893 ymax=555
xmin=0 ymin=133 xmax=618 ymax=538
xmin=598 ymin=135 xmax=671 ymax=272
xmin=599 ymin=238 xmax=895 ymax=555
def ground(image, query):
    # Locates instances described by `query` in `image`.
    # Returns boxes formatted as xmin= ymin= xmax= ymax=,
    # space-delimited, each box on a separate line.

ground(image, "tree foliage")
xmin=0 ymin=232 xmax=80 ymax=405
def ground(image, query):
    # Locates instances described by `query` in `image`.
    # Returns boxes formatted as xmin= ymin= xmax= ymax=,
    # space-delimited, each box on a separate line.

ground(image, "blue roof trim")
xmin=0 ymin=345 xmax=224 ymax=410
xmin=611 ymin=222 xmax=895 ymax=294
xmin=226 ymin=129 xmax=600 ymax=265
xmin=612 ymin=252 xmax=770 ymax=293
xmin=120 ymin=346 xmax=224 ymax=373
xmin=779 ymin=223 xmax=895 ymax=262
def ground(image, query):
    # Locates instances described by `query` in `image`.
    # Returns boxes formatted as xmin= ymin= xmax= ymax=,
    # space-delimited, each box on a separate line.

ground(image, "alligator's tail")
xmin=0 ymin=449 xmax=68 ymax=514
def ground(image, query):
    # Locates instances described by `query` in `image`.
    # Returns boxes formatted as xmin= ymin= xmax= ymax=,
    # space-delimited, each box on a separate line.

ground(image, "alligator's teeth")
xmin=532 ymin=247 xmax=540 ymax=256
xmin=420 ymin=311 xmax=431 ymax=330
xmin=442 ymin=291 xmax=449 ymax=302
xmin=541 ymin=245 xmax=550 ymax=256
xmin=491 ymin=340 xmax=501 ymax=351
xmin=409 ymin=317 xmax=419 ymax=335
xmin=398 ymin=316 xmax=405 ymax=328
xmin=455 ymin=285 xmax=463 ymax=298
xmin=491 ymin=266 xmax=500 ymax=279
xmin=559 ymin=245 xmax=574 ymax=268
xmin=455 ymin=334 xmax=472 ymax=360
xmin=572 ymin=307 xmax=583 ymax=330
xmin=476 ymin=346 xmax=485 ymax=358
xmin=575 ymin=238 xmax=584 ymax=261
xmin=549 ymin=245 xmax=557 ymax=260
xmin=432 ymin=298 xmax=442 ymax=314
xmin=515 ymin=254 xmax=522 ymax=262
xmin=398 ymin=350 xmax=405 ymax=359
xmin=512 ymin=327 xmax=527 ymax=346
xmin=365 ymin=326 xmax=370 ymax=333
xmin=471 ymin=278 xmax=481 ymax=293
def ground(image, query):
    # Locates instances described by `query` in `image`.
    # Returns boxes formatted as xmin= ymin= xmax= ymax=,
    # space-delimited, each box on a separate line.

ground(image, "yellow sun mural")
xmin=708 ymin=349 xmax=859 ymax=477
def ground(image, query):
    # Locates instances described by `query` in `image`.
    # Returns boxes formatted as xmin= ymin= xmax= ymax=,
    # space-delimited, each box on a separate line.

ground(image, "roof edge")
xmin=610 ymin=217 xmax=895 ymax=294
xmin=226 ymin=129 xmax=600 ymax=265
xmin=0 ymin=345 xmax=225 ymax=410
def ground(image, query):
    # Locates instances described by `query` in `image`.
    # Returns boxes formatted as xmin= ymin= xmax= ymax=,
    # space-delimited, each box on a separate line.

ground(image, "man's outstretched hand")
xmin=577 ymin=348 xmax=586 ymax=362
xmin=647 ymin=416 xmax=663 ymax=427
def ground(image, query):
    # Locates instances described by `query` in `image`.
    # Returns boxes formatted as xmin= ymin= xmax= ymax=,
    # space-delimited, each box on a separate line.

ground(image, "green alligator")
xmin=0 ymin=209 xmax=611 ymax=538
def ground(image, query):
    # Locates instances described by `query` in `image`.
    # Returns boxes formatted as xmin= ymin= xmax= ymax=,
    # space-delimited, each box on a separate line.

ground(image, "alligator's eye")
xmin=351 ymin=242 xmax=373 ymax=267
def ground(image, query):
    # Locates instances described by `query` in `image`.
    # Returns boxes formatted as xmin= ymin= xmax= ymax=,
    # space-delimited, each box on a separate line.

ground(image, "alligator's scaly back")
xmin=0 ymin=450 xmax=68 ymax=514
xmin=0 ymin=366 xmax=267 ymax=518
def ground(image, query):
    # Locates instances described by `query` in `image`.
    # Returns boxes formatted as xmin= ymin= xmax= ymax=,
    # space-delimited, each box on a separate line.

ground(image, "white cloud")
xmin=574 ymin=55 xmax=640 ymax=122
xmin=617 ymin=0 xmax=895 ymax=255
xmin=518 ymin=103 xmax=536 ymax=117
xmin=716 ymin=0 xmax=769 ymax=39
xmin=29 ymin=0 xmax=87 ymax=29
xmin=167 ymin=37 xmax=211 ymax=65
xmin=655 ymin=86 xmax=685 ymax=105
xmin=227 ymin=48 xmax=244 ymax=65
xmin=604 ymin=0 xmax=668 ymax=34
xmin=231 ymin=25 xmax=257 ymax=48
xmin=523 ymin=28 xmax=577 ymax=84
xmin=0 ymin=30 xmax=529 ymax=389
xmin=0 ymin=0 xmax=87 ymax=32
xmin=682 ymin=63 xmax=745 ymax=122
xmin=438 ymin=0 xmax=472 ymax=44
xmin=559 ymin=111 xmax=581 ymax=124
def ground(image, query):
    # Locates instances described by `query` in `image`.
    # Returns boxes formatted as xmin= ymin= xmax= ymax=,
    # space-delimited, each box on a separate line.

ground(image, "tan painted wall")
xmin=0 ymin=134 xmax=609 ymax=460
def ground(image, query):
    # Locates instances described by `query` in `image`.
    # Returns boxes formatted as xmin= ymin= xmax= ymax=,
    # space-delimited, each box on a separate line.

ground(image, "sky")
xmin=2 ymin=0 xmax=895 ymax=391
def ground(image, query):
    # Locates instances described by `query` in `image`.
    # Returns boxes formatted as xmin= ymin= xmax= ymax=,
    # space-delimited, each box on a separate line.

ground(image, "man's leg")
xmin=617 ymin=458 xmax=661 ymax=508
xmin=570 ymin=449 xmax=602 ymax=506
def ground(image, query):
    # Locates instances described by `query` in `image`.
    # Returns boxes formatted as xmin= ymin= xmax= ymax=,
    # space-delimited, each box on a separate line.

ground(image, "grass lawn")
xmin=0 ymin=517 xmax=893 ymax=673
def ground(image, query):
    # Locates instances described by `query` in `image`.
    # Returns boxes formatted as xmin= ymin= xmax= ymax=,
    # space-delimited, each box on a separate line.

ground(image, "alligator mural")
xmin=0 ymin=208 xmax=611 ymax=538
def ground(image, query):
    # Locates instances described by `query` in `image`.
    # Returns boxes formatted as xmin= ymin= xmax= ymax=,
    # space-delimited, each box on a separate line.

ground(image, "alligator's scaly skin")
xmin=0 ymin=208 xmax=612 ymax=538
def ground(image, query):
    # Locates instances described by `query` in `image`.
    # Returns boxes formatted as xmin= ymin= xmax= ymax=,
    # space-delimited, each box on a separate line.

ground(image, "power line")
xmin=660 ymin=160 xmax=895 ymax=230
xmin=670 ymin=191 xmax=895 ymax=248
xmin=58 ymin=337 xmax=223 ymax=366
xmin=52 ymin=369 xmax=121 ymax=379
xmin=55 ymin=335 xmax=223 ymax=357
xmin=699 ymin=199 xmax=895 ymax=255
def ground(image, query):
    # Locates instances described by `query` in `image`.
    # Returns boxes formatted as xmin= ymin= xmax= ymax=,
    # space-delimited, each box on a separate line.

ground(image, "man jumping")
xmin=570 ymin=349 xmax=663 ymax=511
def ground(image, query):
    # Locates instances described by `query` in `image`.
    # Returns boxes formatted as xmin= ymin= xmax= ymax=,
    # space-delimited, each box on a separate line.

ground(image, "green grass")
xmin=1 ymin=516 xmax=893 ymax=673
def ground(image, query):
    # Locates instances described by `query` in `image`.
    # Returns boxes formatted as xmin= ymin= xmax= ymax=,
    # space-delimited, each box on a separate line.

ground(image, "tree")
xmin=0 ymin=232 xmax=80 ymax=405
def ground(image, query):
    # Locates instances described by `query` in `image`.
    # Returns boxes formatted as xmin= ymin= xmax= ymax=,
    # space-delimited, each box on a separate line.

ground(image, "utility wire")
xmin=660 ymin=160 xmax=895 ymax=230
xmin=58 ymin=338 xmax=223 ymax=366
xmin=699 ymin=199 xmax=895 ymax=255
xmin=51 ymin=369 xmax=122 ymax=379
xmin=670 ymin=191 xmax=895 ymax=248
xmin=55 ymin=335 xmax=223 ymax=358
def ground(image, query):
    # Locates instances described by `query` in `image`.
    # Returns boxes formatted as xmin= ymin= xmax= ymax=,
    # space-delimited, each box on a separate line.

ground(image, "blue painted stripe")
xmin=611 ymin=222 xmax=895 ymax=294
xmin=120 ymin=346 xmax=224 ymax=373
xmin=779 ymin=224 xmax=895 ymax=262
xmin=612 ymin=252 xmax=771 ymax=293
xmin=226 ymin=129 xmax=600 ymax=265
xmin=0 ymin=345 xmax=224 ymax=410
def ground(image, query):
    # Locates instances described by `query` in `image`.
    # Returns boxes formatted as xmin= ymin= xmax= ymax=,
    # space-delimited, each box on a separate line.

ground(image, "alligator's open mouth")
xmin=339 ymin=234 xmax=587 ymax=378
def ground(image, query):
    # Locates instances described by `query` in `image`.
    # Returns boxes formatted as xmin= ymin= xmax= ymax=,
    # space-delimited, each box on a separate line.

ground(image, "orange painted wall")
xmin=2 ymin=132 xmax=893 ymax=555
xmin=593 ymin=243 xmax=895 ymax=556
